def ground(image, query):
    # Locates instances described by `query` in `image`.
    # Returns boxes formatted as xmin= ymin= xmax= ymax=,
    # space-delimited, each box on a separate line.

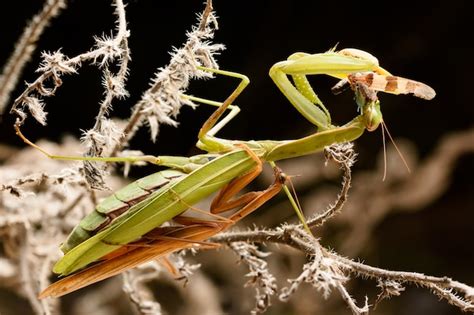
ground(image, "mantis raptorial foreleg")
xmin=262 ymin=49 xmax=434 ymax=161
xmin=269 ymin=49 xmax=386 ymax=131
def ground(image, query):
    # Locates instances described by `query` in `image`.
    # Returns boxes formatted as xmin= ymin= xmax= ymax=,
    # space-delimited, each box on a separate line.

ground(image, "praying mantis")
xmin=13 ymin=48 xmax=435 ymax=298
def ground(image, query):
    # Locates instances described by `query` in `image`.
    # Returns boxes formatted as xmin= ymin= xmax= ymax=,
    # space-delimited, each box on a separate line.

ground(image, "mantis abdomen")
xmin=61 ymin=169 xmax=186 ymax=253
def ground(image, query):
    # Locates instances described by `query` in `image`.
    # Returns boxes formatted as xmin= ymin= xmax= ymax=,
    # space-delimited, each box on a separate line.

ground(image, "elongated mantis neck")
xmin=197 ymin=114 xmax=366 ymax=163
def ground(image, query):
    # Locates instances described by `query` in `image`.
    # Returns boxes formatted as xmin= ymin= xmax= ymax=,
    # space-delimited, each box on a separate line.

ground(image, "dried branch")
xmin=211 ymin=142 xmax=474 ymax=314
xmin=336 ymin=283 xmax=369 ymax=315
xmin=122 ymin=263 xmax=163 ymax=315
xmin=212 ymin=223 xmax=474 ymax=313
xmin=229 ymin=242 xmax=277 ymax=314
xmin=331 ymin=128 xmax=474 ymax=256
xmin=0 ymin=0 xmax=67 ymax=113
xmin=307 ymin=142 xmax=355 ymax=228
xmin=81 ymin=0 xmax=131 ymax=189
xmin=332 ymin=253 xmax=474 ymax=312
xmin=8 ymin=0 xmax=131 ymax=189
xmin=110 ymin=0 xmax=223 ymax=152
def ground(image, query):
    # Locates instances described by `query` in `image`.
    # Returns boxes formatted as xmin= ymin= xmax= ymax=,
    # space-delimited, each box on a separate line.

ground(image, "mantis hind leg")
xmin=227 ymin=165 xmax=286 ymax=223
xmin=209 ymin=144 xmax=263 ymax=214
xmin=38 ymin=164 xmax=287 ymax=299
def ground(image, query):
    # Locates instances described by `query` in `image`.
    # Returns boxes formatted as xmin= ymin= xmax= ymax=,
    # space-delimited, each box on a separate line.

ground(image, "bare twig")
xmin=331 ymin=252 xmax=474 ymax=312
xmin=336 ymin=283 xmax=369 ymax=315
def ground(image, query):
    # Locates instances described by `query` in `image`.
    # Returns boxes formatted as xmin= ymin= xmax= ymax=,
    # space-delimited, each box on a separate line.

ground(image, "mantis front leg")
xmin=266 ymin=48 xmax=436 ymax=162
xmin=269 ymin=49 xmax=388 ymax=131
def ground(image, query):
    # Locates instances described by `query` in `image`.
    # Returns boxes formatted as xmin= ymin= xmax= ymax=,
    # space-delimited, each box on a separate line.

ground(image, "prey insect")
xmin=332 ymin=71 xmax=436 ymax=100
xmin=329 ymin=50 xmax=436 ymax=178
xmin=13 ymin=48 xmax=435 ymax=298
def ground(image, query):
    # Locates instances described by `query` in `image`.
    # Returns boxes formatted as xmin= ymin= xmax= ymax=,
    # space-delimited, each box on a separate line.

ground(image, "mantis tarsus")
xmin=13 ymin=48 xmax=435 ymax=298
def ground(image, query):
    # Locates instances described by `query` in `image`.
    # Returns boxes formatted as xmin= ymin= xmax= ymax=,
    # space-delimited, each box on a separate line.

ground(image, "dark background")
xmin=0 ymin=1 xmax=472 ymax=314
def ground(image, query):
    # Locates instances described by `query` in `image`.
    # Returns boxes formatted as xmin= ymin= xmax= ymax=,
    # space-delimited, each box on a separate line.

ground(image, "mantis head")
xmin=354 ymin=82 xmax=382 ymax=132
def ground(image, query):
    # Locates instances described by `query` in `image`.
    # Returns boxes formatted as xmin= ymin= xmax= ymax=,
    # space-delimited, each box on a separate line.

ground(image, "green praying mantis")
xmin=13 ymin=48 xmax=435 ymax=298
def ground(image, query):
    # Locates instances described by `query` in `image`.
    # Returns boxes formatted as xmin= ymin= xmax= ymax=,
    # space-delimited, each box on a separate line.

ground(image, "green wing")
xmin=53 ymin=149 xmax=256 ymax=275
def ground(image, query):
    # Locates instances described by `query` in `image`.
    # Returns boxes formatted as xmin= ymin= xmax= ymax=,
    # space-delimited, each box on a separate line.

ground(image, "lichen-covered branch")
xmin=307 ymin=142 xmax=355 ymax=229
xmin=8 ymin=0 xmax=131 ymax=189
xmin=211 ymin=142 xmax=474 ymax=314
xmin=111 ymin=0 xmax=223 ymax=151
xmin=0 ymin=0 xmax=67 ymax=113
xmin=229 ymin=242 xmax=277 ymax=314
xmin=212 ymin=222 xmax=474 ymax=313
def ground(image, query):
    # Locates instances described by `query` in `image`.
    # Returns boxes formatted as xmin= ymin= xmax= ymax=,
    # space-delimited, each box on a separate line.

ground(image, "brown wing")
xmin=349 ymin=72 xmax=436 ymax=100
xmin=38 ymin=225 xmax=219 ymax=299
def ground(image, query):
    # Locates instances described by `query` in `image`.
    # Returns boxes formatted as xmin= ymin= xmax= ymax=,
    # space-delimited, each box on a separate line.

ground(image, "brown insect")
xmin=332 ymin=72 xmax=436 ymax=100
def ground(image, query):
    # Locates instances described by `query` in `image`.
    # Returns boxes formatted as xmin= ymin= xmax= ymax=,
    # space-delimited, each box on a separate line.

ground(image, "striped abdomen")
xmin=61 ymin=169 xmax=185 ymax=253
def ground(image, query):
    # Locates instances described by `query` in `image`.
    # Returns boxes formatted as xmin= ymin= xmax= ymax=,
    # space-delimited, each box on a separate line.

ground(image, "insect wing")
xmin=39 ymin=225 xmax=218 ymax=298
xmin=349 ymin=73 xmax=436 ymax=100
xmin=52 ymin=150 xmax=256 ymax=276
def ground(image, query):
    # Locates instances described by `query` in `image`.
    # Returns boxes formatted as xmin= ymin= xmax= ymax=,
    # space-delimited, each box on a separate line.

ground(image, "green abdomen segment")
xmin=54 ymin=150 xmax=256 ymax=276
xmin=60 ymin=169 xmax=185 ymax=253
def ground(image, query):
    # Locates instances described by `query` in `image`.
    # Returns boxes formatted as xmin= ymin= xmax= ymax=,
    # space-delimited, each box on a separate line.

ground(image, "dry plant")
xmin=0 ymin=1 xmax=473 ymax=314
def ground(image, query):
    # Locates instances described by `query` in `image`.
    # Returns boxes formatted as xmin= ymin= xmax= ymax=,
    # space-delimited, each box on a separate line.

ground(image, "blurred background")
xmin=0 ymin=1 xmax=472 ymax=314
